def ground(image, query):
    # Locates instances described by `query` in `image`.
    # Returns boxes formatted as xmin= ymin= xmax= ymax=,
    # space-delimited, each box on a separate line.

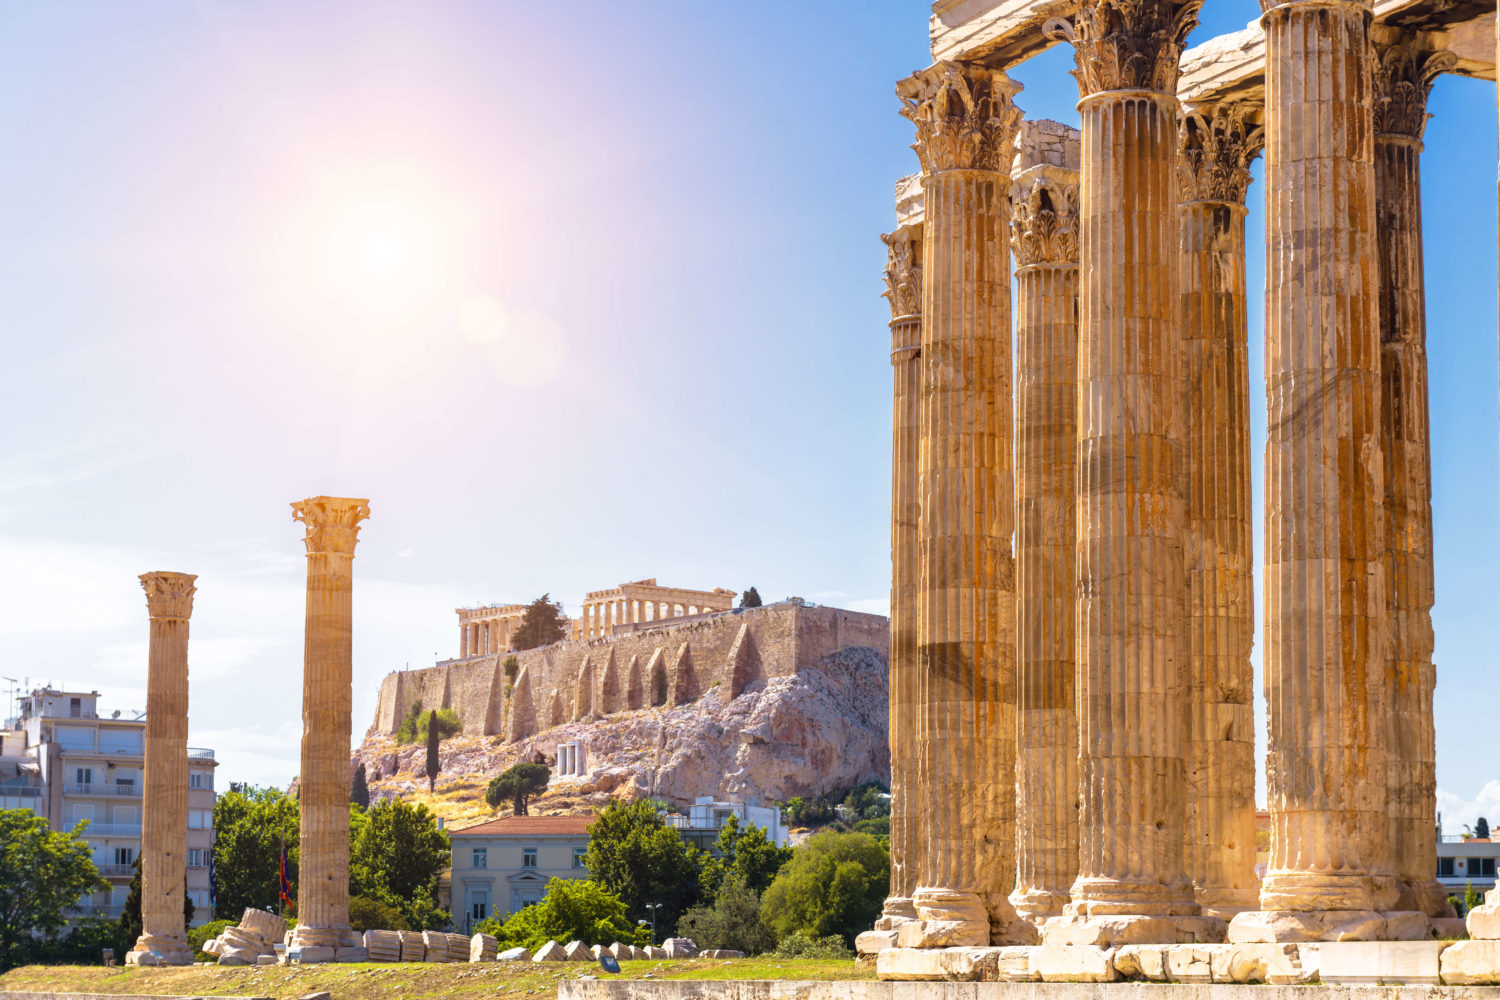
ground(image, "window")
xmin=72 ymin=804 xmax=94 ymax=823
xmin=472 ymin=848 xmax=487 ymax=869
xmin=1439 ymin=857 xmax=1457 ymax=877
xmin=113 ymin=847 xmax=133 ymax=866
xmin=522 ymin=848 xmax=538 ymax=868
xmin=188 ymin=810 xmax=210 ymax=830
xmin=471 ymin=900 xmax=487 ymax=921
xmin=1478 ymin=857 xmax=1498 ymax=878
xmin=70 ymin=698 xmax=81 ymax=718
xmin=572 ymin=848 xmax=586 ymax=870
xmin=188 ymin=849 xmax=206 ymax=868
xmin=114 ymin=806 xmax=136 ymax=825
xmin=190 ymin=772 xmax=207 ymax=790
xmin=75 ymin=768 xmax=92 ymax=786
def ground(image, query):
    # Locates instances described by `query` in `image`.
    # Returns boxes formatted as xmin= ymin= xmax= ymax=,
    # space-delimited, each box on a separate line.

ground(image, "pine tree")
xmin=509 ymin=594 xmax=569 ymax=650
xmin=739 ymin=587 xmax=763 ymax=609
xmin=351 ymin=762 xmax=371 ymax=809
xmin=425 ymin=712 xmax=441 ymax=793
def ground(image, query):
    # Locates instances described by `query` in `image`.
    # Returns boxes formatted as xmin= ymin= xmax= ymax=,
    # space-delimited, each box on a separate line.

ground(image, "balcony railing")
xmin=73 ymin=904 xmax=124 ymax=919
xmin=66 ymin=822 xmax=141 ymax=838
xmin=188 ymin=748 xmax=215 ymax=760
xmin=64 ymin=783 xmax=141 ymax=797
xmin=0 ymin=786 xmax=40 ymax=798
xmin=95 ymin=864 xmax=135 ymax=877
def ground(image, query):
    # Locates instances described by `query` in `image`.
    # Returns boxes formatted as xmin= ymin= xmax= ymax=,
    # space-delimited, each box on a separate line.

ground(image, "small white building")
xmin=1438 ymin=836 xmax=1500 ymax=900
xmin=447 ymin=814 xmax=593 ymax=931
xmin=665 ymin=797 xmax=789 ymax=851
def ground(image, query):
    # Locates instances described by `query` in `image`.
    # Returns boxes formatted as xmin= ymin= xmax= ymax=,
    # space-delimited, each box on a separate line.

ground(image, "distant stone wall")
xmin=369 ymin=601 xmax=888 ymax=742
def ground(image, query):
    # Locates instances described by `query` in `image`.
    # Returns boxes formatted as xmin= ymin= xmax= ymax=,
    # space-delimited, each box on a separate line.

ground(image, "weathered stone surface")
xmin=644 ymin=946 xmax=666 ymax=959
xmin=1441 ymin=939 xmax=1500 ymax=984
xmin=897 ymin=918 xmax=988 ymax=949
xmin=1030 ymin=944 xmax=1117 ymax=982
xmin=855 ymin=930 xmax=898 ymax=955
xmin=533 ymin=941 xmax=566 ymax=962
xmin=471 ymin=933 xmax=498 ymax=962
xmin=564 ymin=940 xmax=593 ymax=961
xmin=1042 ymin=915 xmax=1225 ymax=949
xmin=498 ymin=946 xmax=531 ymax=961
xmin=1467 ymin=895 xmax=1500 ymax=939
xmin=661 ymin=937 xmax=698 ymax=959
xmin=256 ymin=954 xmax=278 ymax=966
xmin=1308 ymin=940 xmax=1450 ymax=984
xmin=295 ymin=946 xmax=336 ymax=964
xmin=217 ymin=950 xmax=254 ymax=966
xmin=1111 ymin=945 xmax=1168 ymax=981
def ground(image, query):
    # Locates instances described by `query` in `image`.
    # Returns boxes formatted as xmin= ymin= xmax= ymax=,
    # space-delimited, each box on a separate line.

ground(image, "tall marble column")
xmin=1177 ymin=105 xmax=1262 ymax=920
xmin=1229 ymin=0 xmax=1394 ymax=943
xmin=289 ymin=495 xmax=371 ymax=962
xmin=878 ymin=224 xmax=923 ymax=928
xmin=1044 ymin=0 xmax=1220 ymax=946
xmin=1373 ymin=32 xmax=1456 ymax=920
xmin=126 ymin=571 xmax=197 ymax=967
xmin=1008 ymin=124 xmax=1081 ymax=924
xmin=459 ymin=623 xmax=468 ymax=658
xmin=895 ymin=60 xmax=1034 ymax=947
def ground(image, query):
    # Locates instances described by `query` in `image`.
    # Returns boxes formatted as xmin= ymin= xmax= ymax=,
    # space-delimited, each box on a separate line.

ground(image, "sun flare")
xmin=325 ymin=198 xmax=442 ymax=319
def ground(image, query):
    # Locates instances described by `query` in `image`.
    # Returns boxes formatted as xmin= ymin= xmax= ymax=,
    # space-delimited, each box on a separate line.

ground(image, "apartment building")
xmin=1 ymin=687 xmax=217 ymax=924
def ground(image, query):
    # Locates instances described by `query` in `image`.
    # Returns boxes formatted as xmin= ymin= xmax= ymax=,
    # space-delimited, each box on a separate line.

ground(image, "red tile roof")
xmin=451 ymin=814 xmax=594 ymax=837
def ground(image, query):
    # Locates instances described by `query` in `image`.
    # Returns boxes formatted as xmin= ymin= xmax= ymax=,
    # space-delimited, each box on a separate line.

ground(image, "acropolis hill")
xmin=358 ymin=596 xmax=891 ymax=815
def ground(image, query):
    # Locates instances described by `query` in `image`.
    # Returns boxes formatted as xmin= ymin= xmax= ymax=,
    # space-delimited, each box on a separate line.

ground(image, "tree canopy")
xmin=699 ymin=814 xmax=792 ymax=901
xmin=677 ymin=871 xmax=776 ymax=955
xmin=425 ymin=711 xmax=442 ymax=792
xmin=0 ymin=808 xmax=107 ymax=972
xmin=759 ymin=831 xmax=888 ymax=947
xmin=739 ymin=587 xmax=763 ymax=609
xmin=475 ymin=878 xmax=648 ymax=949
xmin=581 ymin=800 xmax=703 ymax=939
xmin=486 ymin=762 xmax=550 ymax=816
xmin=349 ymin=799 xmax=450 ymax=931
xmin=510 ymin=594 xmax=569 ymax=650
xmin=211 ymin=785 xmax=299 ymax=920
xmin=351 ymin=762 xmax=371 ymax=809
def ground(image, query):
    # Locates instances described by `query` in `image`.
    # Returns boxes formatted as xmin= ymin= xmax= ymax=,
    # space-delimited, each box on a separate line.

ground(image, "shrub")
xmin=482 ymin=878 xmax=648 ymax=951
xmin=770 ymin=930 xmax=852 ymax=959
xmin=759 ymin=831 xmax=888 ymax=947
xmin=677 ymin=873 xmax=775 ymax=955
xmin=188 ymin=919 xmax=233 ymax=961
xmin=395 ymin=704 xmax=462 ymax=744
xmin=349 ymin=894 xmax=409 ymax=932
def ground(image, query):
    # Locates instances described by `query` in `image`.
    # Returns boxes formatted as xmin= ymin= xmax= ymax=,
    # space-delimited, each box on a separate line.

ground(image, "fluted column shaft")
xmin=1373 ymin=36 xmax=1455 ymax=919
xmin=130 ymin=572 xmax=196 ymax=965
xmin=897 ymin=61 xmax=1029 ymax=946
xmin=1010 ymin=167 xmax=1080 ymax=922
xmin=884 ymin=227 xmax=923 ymax=911
xmin=1258 ymin=0 xmax=1385 ymax=916
xmin=1178 ymin=108 xmax=1261 ymax=919
xmin=291 ymin=496 xmax=371 ymax=956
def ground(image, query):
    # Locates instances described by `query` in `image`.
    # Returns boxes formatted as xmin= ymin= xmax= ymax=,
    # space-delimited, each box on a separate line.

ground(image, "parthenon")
xmin=872 ymin=0 xmax=1500 ymax=981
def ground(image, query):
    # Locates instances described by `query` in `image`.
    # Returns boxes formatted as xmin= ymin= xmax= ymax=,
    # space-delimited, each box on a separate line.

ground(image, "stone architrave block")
xmin=1030 ymin=945 xmax=1118 ymax=982
xmin=1307 ymin=940 xmax=1450 ymax=984
xmin=1441 ymin=940 xmax=1500 ymax=984
xmin=533 ymin=940 xmax=567 ymax=962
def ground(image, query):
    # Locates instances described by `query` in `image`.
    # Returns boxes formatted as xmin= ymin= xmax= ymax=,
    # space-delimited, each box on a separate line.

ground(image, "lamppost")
xmin=640 ymin=902 xmax=662 ymax=945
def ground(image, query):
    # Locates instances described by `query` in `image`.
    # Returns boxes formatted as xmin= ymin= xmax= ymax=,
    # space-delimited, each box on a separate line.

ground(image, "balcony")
xmin=66 ymin=822 xmax=141 ymax=838
xmin=188 ymin=748 xmax=215 ymax=760
xmin=64 ymin=783 xmax=141 ymax=797
xmin=0 ymin=786 xmax=40 ymax=798
xmin=73 ymin=904 xmax=123 ymax=919
xmin=96 ymin=864 xmax=135 ymax=877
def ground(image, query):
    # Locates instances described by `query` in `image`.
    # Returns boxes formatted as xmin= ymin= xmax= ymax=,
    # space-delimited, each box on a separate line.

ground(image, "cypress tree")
xmin=425 ymin=711 xmax=441 ymax=793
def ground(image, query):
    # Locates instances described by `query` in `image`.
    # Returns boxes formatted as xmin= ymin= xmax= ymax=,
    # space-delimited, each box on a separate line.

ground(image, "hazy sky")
xmin=3 ymin=2 xmax=1497 ymax=833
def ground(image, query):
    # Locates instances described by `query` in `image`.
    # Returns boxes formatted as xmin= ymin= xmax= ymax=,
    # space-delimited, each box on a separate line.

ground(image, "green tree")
xmin=0 ymin=808 xmax=108 ymax=972
xmin=759 ymin=831 xmax=888 ymax=947
xmin=349 ymin=799 xmax=451 ymax=931
xmin=119 ymin=855 xmax=194 ymax=945
xmin=188 ymin=918 xmax=233 ymax=961
xmin=395 ymin=703 xmax=461 ymax=745
xmin=486 ymin=762 xmax=551 ymax=816
xmin=1479 ymin=817 xmax=1491 ymax=839
xmin=699 ymin=815 xmax=792 ymax=901
xmin=1466 ymin=881 xmax=1484 ymax=914
xmin=212 ymin=785 xmax=299 ymax=919
xmin=349 ymin=894 xmax=409 ymax=932
xmin=739 ymin=587 xmax=763 ymax=609
xmin=351 ymin=762 xmax=371 ymax=809
xmin=510 ymin=594 xmax=569 ymax=651
xmin=474 ymin=878 xmax=647 ymax=950
xmin=677 ymin=872 xmax=776 ymax=954
xmin=582 ymin=800 xmax=703 ymax=939
xmin=841 ymin=781 xmax=890 ymax=821
xmin=426 ymin=711 xmax=442 ymax=792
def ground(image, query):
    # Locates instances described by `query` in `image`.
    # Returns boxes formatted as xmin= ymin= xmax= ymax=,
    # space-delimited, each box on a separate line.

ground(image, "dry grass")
xmin=0 ymin=957 xmax=871 ymax=1000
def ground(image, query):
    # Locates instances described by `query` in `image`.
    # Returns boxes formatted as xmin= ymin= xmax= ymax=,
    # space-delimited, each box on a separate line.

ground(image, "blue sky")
xmin=1 ymin=2 xmax=1496 ymax=832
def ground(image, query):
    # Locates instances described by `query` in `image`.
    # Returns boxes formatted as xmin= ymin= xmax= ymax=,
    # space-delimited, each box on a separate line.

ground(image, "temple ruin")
xmin=869 ymin=0 xmax=1500 ymax=983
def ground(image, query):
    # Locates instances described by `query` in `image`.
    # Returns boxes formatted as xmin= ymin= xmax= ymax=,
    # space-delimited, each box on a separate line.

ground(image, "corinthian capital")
xmin=140 ymin=571 xmax=197 ymax=621
xmin=1045 ymin=0 xmax=1202 ymax=97
xmin=1373 ymin=36 xmax=1457 ymax=140
xmin=882 ymin=230 xmax=923 ymax=321
xmin=291 ymin=495 xmax=371 ymax=556
xmin=1011 ymin=171 xmax=1079 ymax=267
xmin=897 ymin=62 xmax=1023 ymax=174
xmin=1178 ymin=104 xmax=1264 ymax=205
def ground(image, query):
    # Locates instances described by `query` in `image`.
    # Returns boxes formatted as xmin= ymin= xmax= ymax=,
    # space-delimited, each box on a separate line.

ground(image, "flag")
xmin=279 ymin=836 xmax=293 ymax=913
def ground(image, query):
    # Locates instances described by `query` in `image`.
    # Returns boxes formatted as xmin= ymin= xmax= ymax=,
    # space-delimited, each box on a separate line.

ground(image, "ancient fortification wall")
xmin=370 ymin=601 xmax=888 ymax=743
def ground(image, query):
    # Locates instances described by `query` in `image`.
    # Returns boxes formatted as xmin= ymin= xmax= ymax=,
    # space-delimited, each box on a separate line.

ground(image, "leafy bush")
xmin=395 ymin=703 xmax=462 ymax=744
xmin=841 ymin=782 xmax=890 ymax=821
xmin=770 ymin=929 xmax=853 ymax=959
xmin=583 ymin=800 xmax=703 ymax=939
xmin=677 ymin=873 xmax=775 ymax=955
xmin=781 ymin=796 xmax=836 ymax=828
xmin=759 ymin=831 xmax=888 ymax=947
xmin=349 ymin=894 xmax=409 ymax=932
xmin=479 ymin=878 xmax=648 ymax=950
xmin=852 ymin=816 xmax=889 ymax=839
xmin=189 ymin=919 xmax=233 ymax=961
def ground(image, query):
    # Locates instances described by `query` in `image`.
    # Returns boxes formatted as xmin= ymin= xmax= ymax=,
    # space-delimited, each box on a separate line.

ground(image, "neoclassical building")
xmin=874 ymin=0 xmax=1500 ymax=972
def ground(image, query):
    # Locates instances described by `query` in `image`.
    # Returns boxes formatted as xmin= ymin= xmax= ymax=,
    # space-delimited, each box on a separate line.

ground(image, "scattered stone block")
xmin=1307 ymin=940 xmax=1449 ymax=984
xmin=534 ymin=940 xmax=567 ymax=962
xmin=471 ymin=932 xmax=498 ymax=962
xmin=256 ymin=954 xmax=278 ymax=966
xmin=1433 ymin=917 xmax=1469 ymax=939
xmin=218 ymin=948 xmax=254 ymax=966
xmin=644 ymin=945 xmax=666 ymax=959
xmin=446 ymin=933 xmax=469 ymax=962
xmin=1442 ymin=939 xmax=1500 ymax=984
xmin=334 ymin=945 xmax=367 ymax=962
xmin=1467 ymin=903 xmax=1500 ymax=940
xmin=1031 ymin=944 xmax=1117 ymax=983
xmin=499 ymin=946 xmax=532 ymax=961
xmin=422 ymin=930 xmax=450 ymax=961
xmin=398 ymin=929 xmax=425 ymax=962
xmin=855 ymin=929 xmax=899 ymax=955
xmin=1166 ymin=945 xmax=1214 ymax=983
xmin=299 ymin=993 xmax=332 ymax=1000
xmin=715 ymin=949 xmax=744 ymax=959
xmin=295 ymin=946 xmax=336 ymax=964
xmin=591 ymin=944 xmax=604 ymax=959
xmin=662 ymin=936 xmax=698 ymax=958
xmin=363 ymin=929 xmax=401 ymax=962
xmin=564 ymin=940 xmax=593 ymax=961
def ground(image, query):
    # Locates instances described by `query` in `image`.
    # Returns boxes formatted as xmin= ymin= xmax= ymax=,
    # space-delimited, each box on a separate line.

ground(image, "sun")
xmin=326 ymin=199 xmax=440 ymax=320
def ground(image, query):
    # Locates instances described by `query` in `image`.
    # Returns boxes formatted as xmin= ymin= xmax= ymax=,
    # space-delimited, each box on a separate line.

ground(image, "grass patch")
xmin=0 ymin=957 xmax=871 ymax=999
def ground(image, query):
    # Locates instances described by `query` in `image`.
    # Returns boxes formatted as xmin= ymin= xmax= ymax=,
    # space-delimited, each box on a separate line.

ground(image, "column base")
xmin=875 ymin=895 xmax=918 ymax=930
xmin=1399 ymin=877 xmax=1459 ymax=920
xmin=290 ymin=924 xmax=363 ymax=963
xmin=1040 ymin=913 xmax=1227 ymax=948
xmin=126 ymin=933 xmax=193 ymax=967
xmin=1227 ymin=908 xmax=1433 ymax=942
xmin=1067 ymin=875 xmax=1199 ymax=917
xmin=1258 ymin=871 xmax=1375 ymax=912
xmin=898 ymin=888 xmax=989 ymax=948
xmin=1194 ymin=885 xmax=1260 ymax=921
xmin=1467 ymin=900 xmax=1500 ymax=940
xmin=983 ymin=890 xmax=1040 ymax=945
xmin=1010 ymin=886 xmax=1069 ymax=923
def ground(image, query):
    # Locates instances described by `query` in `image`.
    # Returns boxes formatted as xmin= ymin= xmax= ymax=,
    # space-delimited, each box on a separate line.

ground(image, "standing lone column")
xmin=1229 ymin=0 xmax=1393 ymax=943
xmin=1373 ymin=31 xmax=1456 ymax=921
xmin=896 ymin=61 xmax=1034 ymax=948
xmin=877 ymin=222 xmax=924 ymax=931
xmin=127 ymin=571 xmax=197 ymax=967
xmin=290 ymin=495 xmax=371 ymax=962
xmin=1177 ymin=105 xmax=1262 ymax=920
xmin=1045 ymin=0 xmax=1221 ymax=946
xmin=1009 ymin=121 xmax=1081 ymax=925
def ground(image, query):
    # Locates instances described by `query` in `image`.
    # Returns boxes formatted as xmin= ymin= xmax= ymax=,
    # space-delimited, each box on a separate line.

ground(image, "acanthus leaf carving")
xmin=1051 ymin=0 xmax=1202 ymax=98
xmin=897 ymin=62 xmax=1023 ymax=174
xmin=1373 ymin=39 xmax=1457 ymax=140
xmin=291 ymin=495 xmax=372 ymax=556
xmin=1010 ymin=174 xmax=1079 ymax=267
xmin=882 ymin=231 xmax=923 ymax=320
xmin=1177 ymin=104 xmax=1264 ymax=206
xmin=140 ymin=571 xmax=197 ymax=620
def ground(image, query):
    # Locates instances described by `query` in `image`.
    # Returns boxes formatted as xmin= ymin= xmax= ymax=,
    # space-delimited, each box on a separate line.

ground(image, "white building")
xmin=447 ymin=814 xmax=593 ymax=930
xmin=1438 ymin=835 xmax=1500 ymax=900
xmin=0 ymin=687 xmax=217 ymax=925
xmin=665 ymin=797 xmax=789 ymax=851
